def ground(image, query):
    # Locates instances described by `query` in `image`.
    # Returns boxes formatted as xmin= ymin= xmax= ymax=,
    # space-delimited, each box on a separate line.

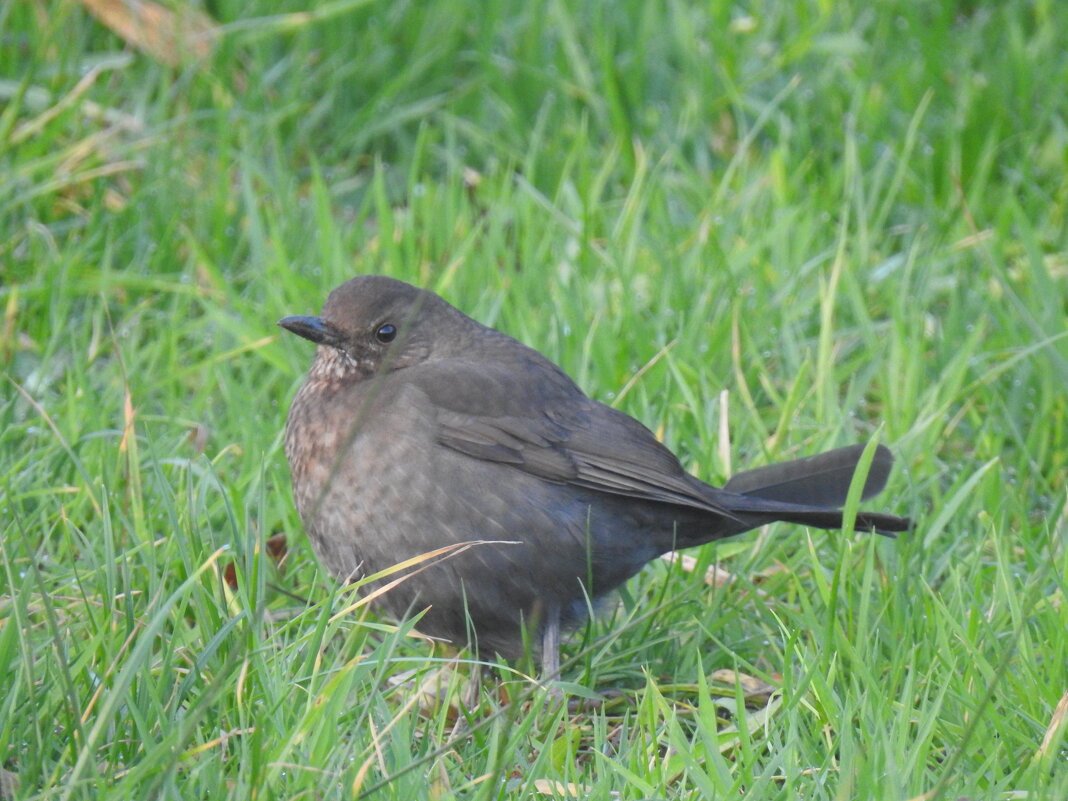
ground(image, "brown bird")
xmin=280 ymin=275 xmax=909 ymax=676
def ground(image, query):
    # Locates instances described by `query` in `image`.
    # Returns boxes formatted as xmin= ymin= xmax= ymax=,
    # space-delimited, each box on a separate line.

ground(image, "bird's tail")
xmin=721 ymin=443 xmax=910 ymax=536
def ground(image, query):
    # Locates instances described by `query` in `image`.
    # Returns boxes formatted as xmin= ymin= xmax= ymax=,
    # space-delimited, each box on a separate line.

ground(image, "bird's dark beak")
xmin=277 ymin=315 xmax=345 ymax=347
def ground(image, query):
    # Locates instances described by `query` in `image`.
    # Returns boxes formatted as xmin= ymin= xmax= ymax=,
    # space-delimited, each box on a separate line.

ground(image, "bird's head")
xmin=278 ymin=275 xmax=474 ymax=383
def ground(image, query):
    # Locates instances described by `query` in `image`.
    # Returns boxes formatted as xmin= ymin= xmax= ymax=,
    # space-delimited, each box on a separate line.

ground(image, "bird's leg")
xmin=540 ymin=602 xmax=561 ymax=681
xmin=540 ymin=606 xmax=610 ymax=711
xmin=461 ymin=659 xmax=482 ymax=709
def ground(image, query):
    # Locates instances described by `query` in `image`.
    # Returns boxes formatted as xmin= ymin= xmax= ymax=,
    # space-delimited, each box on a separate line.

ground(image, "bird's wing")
xmin=401 ymin=360 xmax=731 ymax=514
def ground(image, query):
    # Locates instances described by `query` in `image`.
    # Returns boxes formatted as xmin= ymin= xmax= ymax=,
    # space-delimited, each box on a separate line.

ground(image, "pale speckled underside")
xmin=286 ymin=368 xmax=671 ymax=658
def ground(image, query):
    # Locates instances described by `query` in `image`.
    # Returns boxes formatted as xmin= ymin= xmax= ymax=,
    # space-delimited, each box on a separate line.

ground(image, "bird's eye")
xmin=375 ymin=323 xmax=397 ymax=343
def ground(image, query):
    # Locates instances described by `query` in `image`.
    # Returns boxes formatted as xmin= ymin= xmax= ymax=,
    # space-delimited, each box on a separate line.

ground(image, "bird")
xmin=279 ymin=275 xmax=909 ymax=677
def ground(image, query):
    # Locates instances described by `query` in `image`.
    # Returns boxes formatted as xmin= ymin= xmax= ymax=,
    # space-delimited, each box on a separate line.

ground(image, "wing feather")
xmin=402 ymin=360 xmax=724 ymax=512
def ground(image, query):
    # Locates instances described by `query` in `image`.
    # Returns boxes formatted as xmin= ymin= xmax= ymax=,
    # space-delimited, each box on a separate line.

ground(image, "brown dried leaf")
xmin=533 ymin=779 xmax=592 ymax=797
xmin=387 ymin=664 xmax=465 ymax=719
xmin=222 ymin=533 xmax=288 ymax=590
xmin=661 ymin=552 xmax=768 ymax=597
xmin=265 ymin=533 xmax=288 ymax=564
xmin=709 ymin=668 xmax=778 ymax=705
xmin=74 ymin=0 xmax=218 ymax=66
xmin=0 ymin=769 xmax=18 ymax=800
xmin=187 ymin=423 xmax=209 ymax=453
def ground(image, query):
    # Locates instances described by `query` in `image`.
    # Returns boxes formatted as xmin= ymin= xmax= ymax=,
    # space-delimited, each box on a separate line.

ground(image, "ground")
xmin=1 ymin=1 xmax=1066 ymax=798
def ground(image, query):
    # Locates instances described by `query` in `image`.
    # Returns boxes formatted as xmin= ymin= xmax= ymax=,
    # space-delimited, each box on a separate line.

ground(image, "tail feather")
xmin=720 ymin=443 xmax=910 ymax=537
xmin=723 ymin=443 xmax=893 ymax=505
xmin=764 ymin=508 xmax=911 ymax=537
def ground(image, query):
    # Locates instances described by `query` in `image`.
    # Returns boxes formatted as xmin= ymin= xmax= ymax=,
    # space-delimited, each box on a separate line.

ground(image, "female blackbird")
xmin=280 ymin=276 xmax=909 ymax=675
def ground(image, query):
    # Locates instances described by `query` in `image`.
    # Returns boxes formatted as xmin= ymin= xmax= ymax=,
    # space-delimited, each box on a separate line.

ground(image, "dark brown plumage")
xmin=280 ymin=275 xmax=909 ymax=674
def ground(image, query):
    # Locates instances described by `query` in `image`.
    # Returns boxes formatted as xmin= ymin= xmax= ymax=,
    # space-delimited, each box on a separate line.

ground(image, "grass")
xmin=2 ymin=0 xmax=1066 ymax=798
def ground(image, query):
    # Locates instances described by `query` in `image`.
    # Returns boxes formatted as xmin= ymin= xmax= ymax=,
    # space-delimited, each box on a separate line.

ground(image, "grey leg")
xmin=541 ymin=603 xmax=561 ymax=681
xmin=461 ymin=659 xmax=482 ymax=708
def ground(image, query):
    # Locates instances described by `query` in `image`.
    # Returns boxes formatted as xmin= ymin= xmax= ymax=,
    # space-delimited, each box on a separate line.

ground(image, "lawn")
xmin=2 ymin=0 xmax=1066 ymax=798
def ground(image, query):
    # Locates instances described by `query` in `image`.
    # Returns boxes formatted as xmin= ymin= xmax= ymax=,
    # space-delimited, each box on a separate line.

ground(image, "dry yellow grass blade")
xmin=1034 ymin=690 xmax=1068 ymax=764
xmin=73 ymin=0 xmax=218 ymax=66
xmin=326 ymin=539 xmax=521 ymax=624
